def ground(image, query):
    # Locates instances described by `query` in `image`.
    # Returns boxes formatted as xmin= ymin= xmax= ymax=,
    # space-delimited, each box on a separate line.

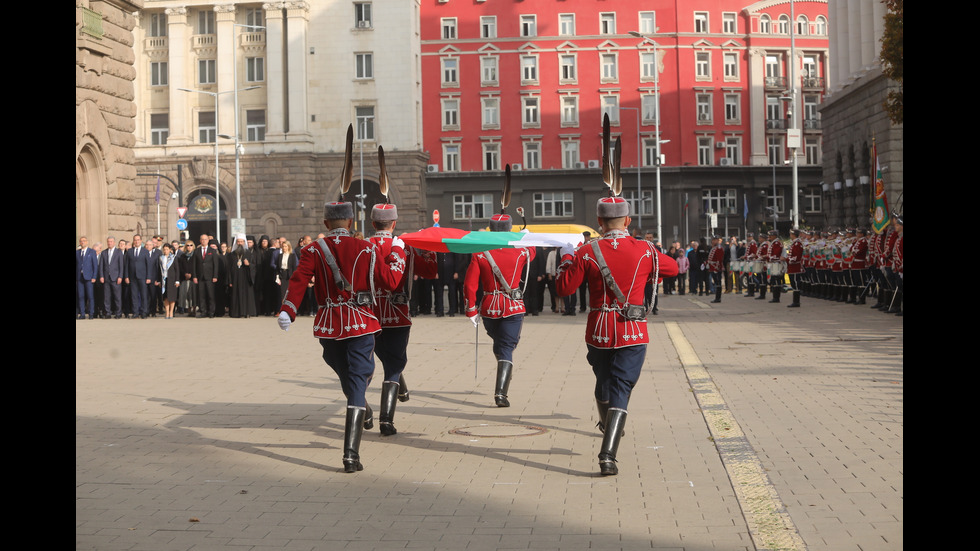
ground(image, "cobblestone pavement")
xmin=76 ymin=289 xmax=902 ymax=551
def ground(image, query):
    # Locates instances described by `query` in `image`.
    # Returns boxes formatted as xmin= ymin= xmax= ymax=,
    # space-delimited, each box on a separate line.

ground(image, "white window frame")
xmin=624 ymin=189 xmax=654 ymax=216
xmin=768 ymin=135 xmax=784 ymax=165
xmin=639 ymin=11 xmax=656 ymax=34
xmin=246 ymin=56 xmax=265 ymax=82
xmin=723 ymin=13 xmax=737 ymax=34
xmin=481 ymin=97 xmax=500 ymax=129
xmin=454 ymin=193 xmax=493 ymax=220
xmin=148 ymin=13 xmax=167 ymax=37
xmin=724 ymin=93 xmax=740 ymax=124
xmin=441 ymin=57 xmax=459 ymax=86
xmin=559 ymin=54 xmax=577 ymax=83
xmin=805 ymin=136 xmax=821 ymax=165
xmin=150 ymin=61 xmax=168 ymax=86
xmin=796 ymin=15 xmax=809 ymax=36
xmin=766 ymin=95 xmax=783 ymax=128
xmin=698 ymin=137 xmax=713 ymax=166
xmin=522 ymin=96 xmax=540 ymax=128
xmin=814 ymin=16 xmax=827 ymax=35
xmin=354 ymin=52 xmax=373 ymax=80
xmin=703 ymin=188 xmax=737 ymax=214
xmin=764 ymin=188 xmax=785 ymax=214
xmin=723 ymin=52 xmax=738 ymax=80
xmin=559 ymin=13 xmax=575 ymax=36
xmin=481 ymin=56 xmax=498 ymax=85
xmin=443 ymin=144 xmax=460 ymax=172
xmin=600 ymin=13 xmax=616 ymax=35
xmin=355 ymin=105 xmax=375 ymax=141
xmin=695 ymin=51 xmax=710 ymax=80
xmin=354 ymin=2 xmax=372 ymax=29
xmin=694 ymin=12 xmax=709 ymax=33
xmin=640 ymin=51 xmax=657 ymax=81
xmin=198 ymin=111 xmax=216 ymax=144
xmin=521 ymin=55 xmax=538 ymax=84
xmin=245 ymin=8 xmax=264 ymax=28
xmin=198 ymin=9 xmax=215 ymax=35
xmin=523 ymin=141 xmax=541 ymax=170
xmin=482 ymin=142 xmax=500 ymax=171
xmin=778 ymin=15 xmax=790 ymax=35
xmin=481 ymin=16 xmax=496 ymax=39
xmin=562 ymin=139 xmax=580 ymax=168
xmin=533 ymin=192 xmax=574 ymax=218
xmin=641 ymin=95 xmax=658 ymax=124
xmin=804 ymin=188 xmax=822 ymax=213
xmin=600 ymin=52 xmax=618 ymax=82
xmin=561 ymin=95 xmax=579 ymax=127
xmin=804 ymin=94 xmax=820 ymax=127
xmin=642 ymin=139 xmax=659 ymax=167
xmin=601 ymin=95 xmax=620 ymax=125
xmin=760 ymin=14 xmax=772 ymax=34
xmin=696 ymin=93 xmax=712 ymax=124
xmin=441 ymin=98 xmax=459 ymax=131
xmin=199 ymin=58 xmax=216 ymax=85
xmin=150 ymin=113 xmax=169 ymax=145
xmin=246 ymin=109 xmax=265 ymax=142
xmin=725 ymin=136 xmax=741 ymax=165
xmin=441 ymin=18 xmax=457 ymax=40
xmin=520 ymin=15 xmax=536 ymax=37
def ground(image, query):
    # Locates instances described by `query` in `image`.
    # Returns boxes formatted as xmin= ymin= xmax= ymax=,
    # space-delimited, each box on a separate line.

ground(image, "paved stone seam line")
xmin=664 ymin=321 xmax=809 ymax=551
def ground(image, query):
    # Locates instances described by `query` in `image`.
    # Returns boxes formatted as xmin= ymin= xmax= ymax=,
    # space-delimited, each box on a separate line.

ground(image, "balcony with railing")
xmin=766 ymin=118 xmax=788 ymax=130
xmin=240 ymin=30 xmax=266 ymax=50
xmin=801 ymin=76 xmax=825 ymax=90
xmin=803 ymin=118 xmax=822 ymax=131
xmin=144 ymin=35 xmax=168 ymax=52
xmin=765 ymin=76 xmax=787 ymax=90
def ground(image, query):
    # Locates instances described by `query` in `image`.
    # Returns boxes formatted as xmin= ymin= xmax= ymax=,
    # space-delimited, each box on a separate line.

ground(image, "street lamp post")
xmin=178 ymin=86 xmax=235 ymax=244
xmin=789 ymin=0 xmax=800 ymax=228
xmin=628 ymin=31 xmax=663 ymax=242
xmin=618 ymin=106 xmax=641 ymax=230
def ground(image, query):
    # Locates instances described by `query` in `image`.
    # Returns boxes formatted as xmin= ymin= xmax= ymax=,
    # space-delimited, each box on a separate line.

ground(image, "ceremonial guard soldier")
xmin=766 ymin=230 xmax=784 ymax=303
xmin=786 ymin=229 xmax=804 ymax=308
xmin=367 ymin=148 xmax=438 ymax=436
xmin=801 ymin=229 xmax=816 ymax=296
xmin=742 ymin=233 xmax=758 ymax=297
xmin=707 ymin=235 xmax=725 ymax=303
xmin=849 ymin=228 xmax=869 ymax=304
xmin=556 ymin=116 xmax=679 ymax=476
xmin=813 ymin=231 xmax=830 ymax=299
xmin=277 ymin=126 xmax=407 ymax=473
xmin=754 ymin=234 xmax=770 ymax=300
xmin=830 ymin=230 xmax=846 ymax=302
xmin=877 ymin=224 xmax=899 ymax=311
xmin=890 ymin=214 xmax=903 ymax=315
xmin=463 ymin=165 xmax=535 ymax=407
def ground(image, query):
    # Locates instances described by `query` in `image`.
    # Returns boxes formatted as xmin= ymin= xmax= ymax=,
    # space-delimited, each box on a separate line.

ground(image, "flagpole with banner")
xmin=870 ymin=140 xmax=891 ymax=234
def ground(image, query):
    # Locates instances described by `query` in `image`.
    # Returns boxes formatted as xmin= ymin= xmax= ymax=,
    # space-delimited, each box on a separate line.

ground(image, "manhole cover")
xmin=450 ymin=424 xmax=548 ymax=437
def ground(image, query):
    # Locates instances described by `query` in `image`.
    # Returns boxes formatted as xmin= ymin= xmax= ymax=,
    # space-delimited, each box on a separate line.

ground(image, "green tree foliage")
xmin=880 ymin=0 xmax=903 ymax=124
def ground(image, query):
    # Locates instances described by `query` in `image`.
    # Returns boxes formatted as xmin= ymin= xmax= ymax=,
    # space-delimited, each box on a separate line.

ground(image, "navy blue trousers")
xmin=320 ymin=334 xmax=377 ymax=407
xmin=482 ymin=314 xmax=524 ymax=362
xmin=374 ymin=326 xmax=410 ymax=382
xmin=587 ymin=344 xmax=646 ymax=410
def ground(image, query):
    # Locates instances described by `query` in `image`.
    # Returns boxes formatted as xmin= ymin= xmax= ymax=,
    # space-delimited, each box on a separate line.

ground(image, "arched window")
xmin=778 ymin=15 xmax=790 ymax=35
xmin=796 ymin=15 xmax=809 ymax=36
xmin=759 ymin=14 xmax=771 ymax=34
xmin=815 ymin=16 xmax=827 ymax=35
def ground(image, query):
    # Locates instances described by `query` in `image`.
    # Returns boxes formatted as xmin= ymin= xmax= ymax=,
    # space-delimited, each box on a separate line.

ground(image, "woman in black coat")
xmin=275 ymin=240 xmax=299 ymax=304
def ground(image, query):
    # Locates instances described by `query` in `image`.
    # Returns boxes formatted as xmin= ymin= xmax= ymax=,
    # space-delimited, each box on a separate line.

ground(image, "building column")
xmin=166 ymin=7 xmax=191 ymax=145
xmin=215 ymin=4 xmax=237 ymax=140
xmin=747 ymin=48 xmax=768 ymax=166
xmin=263 ymin=3 xmax=286 ymax=139
xmin=285 ymin=1 xmax=311 ymax=141
xmin=832 ymin=0 xmax=849 ymax=88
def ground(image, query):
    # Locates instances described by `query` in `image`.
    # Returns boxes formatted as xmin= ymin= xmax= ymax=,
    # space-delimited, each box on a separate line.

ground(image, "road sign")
xmin=177 ymin=207 xmax=187 ymax=218
xmin=433 ymin=209 xmax=440 ymax=224
xmin=176 ymin=218 xmax=188 ymax=231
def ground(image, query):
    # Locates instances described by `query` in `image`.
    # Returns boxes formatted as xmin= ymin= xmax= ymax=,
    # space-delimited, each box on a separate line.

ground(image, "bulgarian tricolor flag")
xmin=870 ymin=143 xmax=891 ymax=234
xmin=399 ymin=227 xmax=585 ymax=254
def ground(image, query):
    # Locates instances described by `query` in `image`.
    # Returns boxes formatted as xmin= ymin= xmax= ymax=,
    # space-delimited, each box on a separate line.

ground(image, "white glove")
xmin=391 ymin=236 xmax=405 ymax=250
xmin=560 ymin=242 xmax=576 ymax=258
xmin=278 ymin=311 xmax=292 ymax=331
xmin=469 ymin=313 xmax=481 ymax=327
xmin=519 ymin=228 xmax=530 ymax=234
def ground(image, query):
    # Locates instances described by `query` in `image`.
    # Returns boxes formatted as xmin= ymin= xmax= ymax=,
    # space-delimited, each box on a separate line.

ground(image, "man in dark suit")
xmin=144 ymin=237 xmax=162 ymax=317
xmin=124 ymin=234 xmax=148 ymax=318
xmin=99 ymin=236 xmax=125 ymax=319
xmin=433 ymin=252 xmax=457 ymax=317
xmin=194 ymin=234 xmax=220 ymax=318
xmin=76 ymin=236 xmax=99 ymax=319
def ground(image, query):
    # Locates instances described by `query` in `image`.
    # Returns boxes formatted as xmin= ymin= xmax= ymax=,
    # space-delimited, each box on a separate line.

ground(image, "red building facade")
xmin=421 ymin=0 xmax=830 ymax=240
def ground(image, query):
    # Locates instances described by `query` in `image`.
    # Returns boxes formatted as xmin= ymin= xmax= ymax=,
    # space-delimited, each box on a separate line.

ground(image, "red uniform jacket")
xmin=707 ymin=245 xmax=724 ymax=272
xmin=850 ymin=237 xmax=868 ymax=270
xmin=881 ymin=229 xmax=898 ymax=269
xmin=768 ymin=239 xmax=783 ymax=262
xmin=892 ymin=234 xmax=903 ymax=274
xmin=370 ymin=232 xmax=438 ymax=328
xmin=464 ymin=247 xmax=535 ymax=318
xmin=755 ymin=241 xmax=770 ymax=272
xmin=787 ymin=239 xmax=804 ymax=274
xmin=556 ymin=230 xmax=678 ymax=349
xmin=280 ymin=229 xmax=406 ymax=339
xmin=744 ymin=241 xmax=758 ymax=259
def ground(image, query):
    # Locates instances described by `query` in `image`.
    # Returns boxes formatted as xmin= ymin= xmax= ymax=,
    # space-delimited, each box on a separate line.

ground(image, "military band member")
xmin=786 ymin=229 xmax=804 ymax=308
xmin=767 ymin=230 xmax=784 ymax=303
xmin=707 ymin=235 xmax=724 ymax=303
xmin=849 ymin=228 xmax=870 ymax=304
xmin=742 ymin=233 xmax=758 ymax=297
xmin=890 ymin=214 xmax=903 ymax=316
xmin=463 ymin=212 xmax=535 ymax=407
xmin=754 ymin=236 xmax=770 ymax=300
xmin=814 ymin=231 xmax=831 ymax=299
xmin=369 ymin=202 xmax=438 ymax=436
xmin=878 ymin=223 xmax=899 ymax=312
xmin=556 ymin=196 xmax=679 ymax=475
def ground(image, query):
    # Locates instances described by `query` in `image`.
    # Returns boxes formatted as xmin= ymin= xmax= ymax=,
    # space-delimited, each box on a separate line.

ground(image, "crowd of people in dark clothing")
xmin=76 ymin=228 xmax=749 ymax=321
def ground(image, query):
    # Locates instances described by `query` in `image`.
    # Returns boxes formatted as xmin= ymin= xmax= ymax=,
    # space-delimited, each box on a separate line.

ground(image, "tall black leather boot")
xmin=343 ymin=406 xmax=366 ymax=473
xmin=595 ymin=400 xmax=610 ymax=434
xmin=769 ymin=281 xmax=780 ymax=303
xmin=397 ymin=374 xmax=410 ymax=402
xmin=756 ymin=281 xmax=767 ymax=299
xmin=873 ymin=287 xmax=886 ymax=309
xmin=745 ymin=282 xmax=755 ymax=297
xmin=494 ymin=360 xmax=513 ymax=407
xmin=892 ymin=290 xmax=902 ymax=316
xmin=363 ymin=404 xmax=374 ymax=430
xmin=788 ymin=290 xmax=800 ymax=308
xmin=379 ymin=381 xmax=399 ymax=437
xmin=598 ymin=408 xmax=628 ymax=476
xmin=712 ymin=285 xmax=722 ymax=303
